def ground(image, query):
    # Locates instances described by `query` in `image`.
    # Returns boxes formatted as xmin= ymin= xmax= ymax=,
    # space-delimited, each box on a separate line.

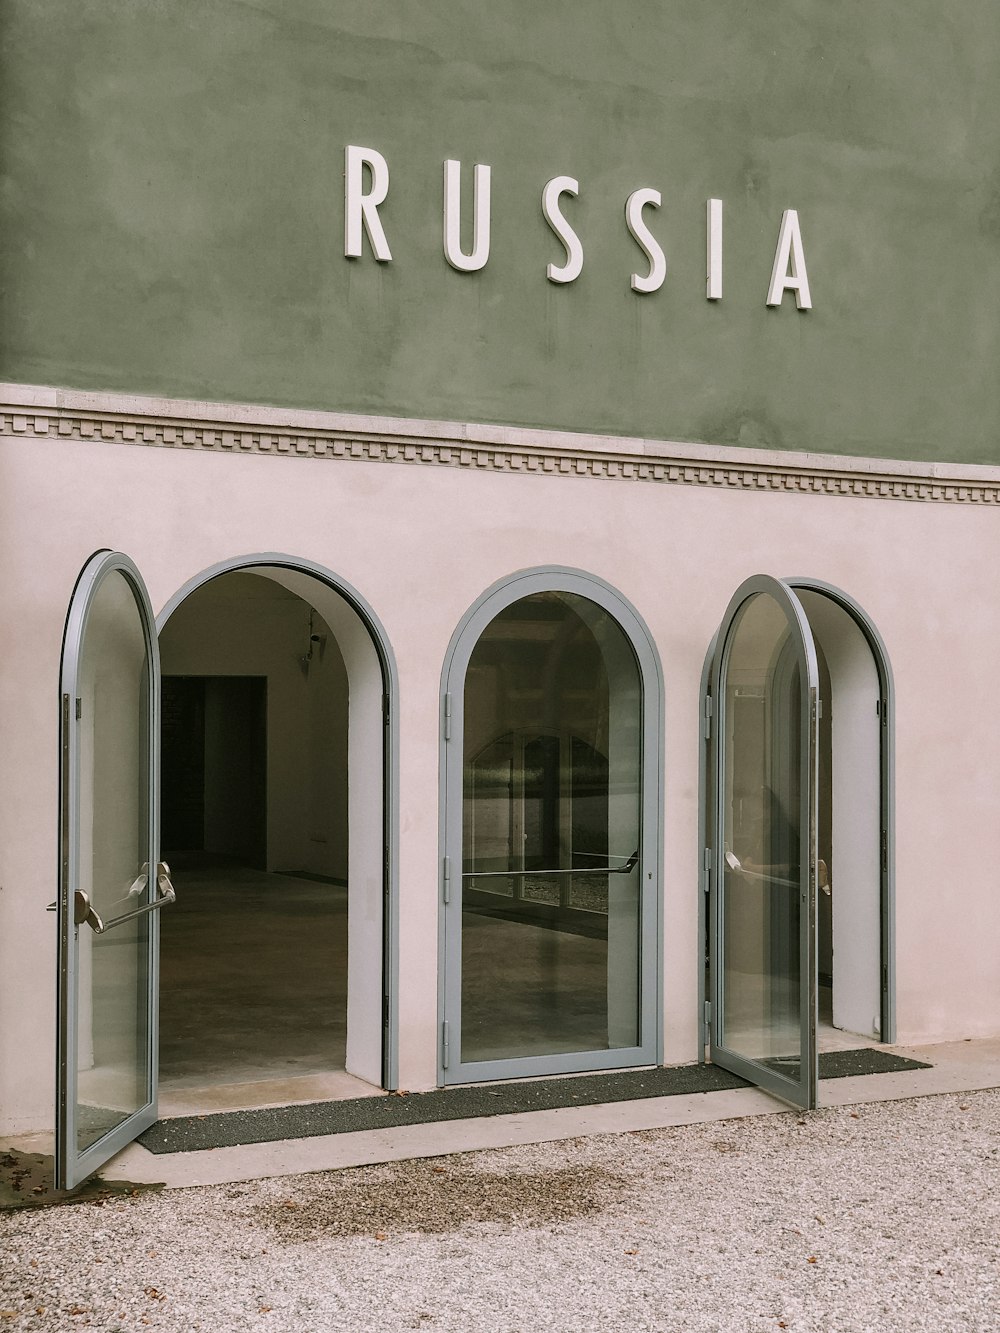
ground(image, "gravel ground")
xmin=1 ymin=1089 xmax=997 ymax=1332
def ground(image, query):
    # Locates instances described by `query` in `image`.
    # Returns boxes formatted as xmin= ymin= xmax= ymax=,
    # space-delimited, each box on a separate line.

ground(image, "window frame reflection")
xmin=708 ymin=575 xmax=819 ymax=1111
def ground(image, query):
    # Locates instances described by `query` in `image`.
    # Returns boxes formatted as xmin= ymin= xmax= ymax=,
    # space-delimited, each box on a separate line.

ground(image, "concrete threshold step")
xmin=138 ymin=1050 xmax=929 ymax=1155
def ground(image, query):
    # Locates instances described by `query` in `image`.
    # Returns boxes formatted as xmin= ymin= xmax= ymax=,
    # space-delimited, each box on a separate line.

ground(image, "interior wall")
xmin=262 ymin=566 xmax=386 ymax=1089
xmin=202 ymin=676 xmax=267 ymax=867
xmin=797 ymin=590 xmax=882 ymax=1040
xmin=158 ymin=572 xmax=349 ymax=880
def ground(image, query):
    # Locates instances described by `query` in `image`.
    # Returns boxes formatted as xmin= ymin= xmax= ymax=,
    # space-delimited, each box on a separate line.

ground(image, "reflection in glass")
xmin=75 ymin=570 xmax=152 ymax=1151
xmin=461 ymin=592 xmax=642 ymax=1064
xmin=720 ymin=593 xmax=803 ymax=1076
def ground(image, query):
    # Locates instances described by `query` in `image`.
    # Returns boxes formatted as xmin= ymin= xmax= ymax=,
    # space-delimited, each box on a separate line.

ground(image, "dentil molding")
xmin=2 ymin=385 xmax=998 ymax=506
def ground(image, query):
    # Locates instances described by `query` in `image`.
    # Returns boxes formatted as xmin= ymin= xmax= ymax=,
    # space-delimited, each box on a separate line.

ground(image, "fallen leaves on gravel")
xmin=251 ymin=1161 xmax=625 ymax=1239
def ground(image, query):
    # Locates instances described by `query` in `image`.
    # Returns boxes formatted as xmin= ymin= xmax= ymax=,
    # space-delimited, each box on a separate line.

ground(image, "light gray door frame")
xmin=56 ymin=551 xmax=164 ymax=1190
xmin=708 ymin=574 xmax=819 ymax=1110
xmin=439 ymin=567 xmax=664 ymax=1085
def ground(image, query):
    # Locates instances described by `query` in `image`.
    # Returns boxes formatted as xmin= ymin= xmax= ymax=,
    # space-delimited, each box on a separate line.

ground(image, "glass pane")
xmin=75 ymin=570 xmax=152 ymax=1151
xmin=720 ymin=592 xmax=803 ymax=1077
xmin=461 ymin=592 xmax=641 ymax=1063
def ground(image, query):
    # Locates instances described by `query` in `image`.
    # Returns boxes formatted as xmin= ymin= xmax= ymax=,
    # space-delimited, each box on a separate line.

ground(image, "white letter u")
xmin=443 ymin=160 xmax=491 ymax=272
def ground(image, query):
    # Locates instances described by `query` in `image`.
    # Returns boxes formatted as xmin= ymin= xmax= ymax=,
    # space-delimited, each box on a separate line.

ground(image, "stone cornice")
xmin=2 ymin=383 xmax=999 ymax=505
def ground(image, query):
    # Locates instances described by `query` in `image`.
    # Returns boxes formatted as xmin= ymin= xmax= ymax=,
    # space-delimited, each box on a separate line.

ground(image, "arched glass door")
xmin=441 ymin=572 xmax=661 ymax=1084
xmin=57 ymin=552 xmax=173 ymax=1189
xmin=709 ymin=576 xmax=819 ymax=1109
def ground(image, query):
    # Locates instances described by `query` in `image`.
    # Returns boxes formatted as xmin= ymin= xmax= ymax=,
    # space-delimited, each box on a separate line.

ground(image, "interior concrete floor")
xmin=158 ymin=856 xmax=349 ymax=1104
xmin=461 ymin=907 xmax=617 ymax=1064
xmin=159 ymin=859 xmax=632 ymax=1105
xmin=158 ymin=858 xmax=872 ymax=1122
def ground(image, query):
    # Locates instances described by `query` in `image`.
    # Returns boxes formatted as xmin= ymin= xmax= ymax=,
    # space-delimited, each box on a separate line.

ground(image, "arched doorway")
xmin=787 ymin=580 xmax=894 ymax=1049
xmin=156 ymin=557 xmax=399 ymax=1108
xmin=440 ymin=569 xmax=663 ymax=1084
xmin=703 ymin=575 xmax=894 ymax=1109
xmin=56 ymin=549 xmax=397 ymax=1188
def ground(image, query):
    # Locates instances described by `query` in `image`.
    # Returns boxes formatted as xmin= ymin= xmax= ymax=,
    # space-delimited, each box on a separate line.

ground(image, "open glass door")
xmin=57 ymin=552 xmax=174 ymax=1190
xmin=709 ymin=575 xmax=819 ymax=1109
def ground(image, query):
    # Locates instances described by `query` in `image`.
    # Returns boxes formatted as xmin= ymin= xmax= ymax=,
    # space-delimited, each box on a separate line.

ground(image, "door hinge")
xmin=383 ymin=995 xmax=390 ymax=1028
xmin=703 ymin=694 xmax=713 ymax=740
xmin=880 ymin=828 xmax=888 ymax=870
xmin=441 ymin=1019 xmax=450 ymax=1069
xmin=382 ymin=693 xmax=390 ymax=725
xmin=704 ymin=999 xmax=712 ymax=1028
xmin=443 ymin=692 xmax=452 ymax=741
xmin=75 ymin=697 xmax=82 ymax=720
xmin=443 ymin=855 xmax=451 ymax=904
xmin=703 ymin=846 xmax=712 ymax=892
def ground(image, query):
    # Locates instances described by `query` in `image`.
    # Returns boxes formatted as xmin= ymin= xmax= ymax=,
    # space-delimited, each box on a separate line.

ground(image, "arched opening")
xmin=789 ymin=582 xmax=893 ymax=1046
xmin=701 ymin=576 xmax=893 ymax=1085
xmin=155 ymin=558 xmax=396 ymax=1111
xmin=442 ymin=570 xmax=662 ymax=1084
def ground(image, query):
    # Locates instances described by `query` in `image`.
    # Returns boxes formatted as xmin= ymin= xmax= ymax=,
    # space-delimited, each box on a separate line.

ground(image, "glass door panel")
xmin=57 ymin=553 xmax=169 ymax=1190
xmin=449 ymin=586 xmax=649 ymax=1080
xmin=710 ymin=577 xmax=818 ymax=1109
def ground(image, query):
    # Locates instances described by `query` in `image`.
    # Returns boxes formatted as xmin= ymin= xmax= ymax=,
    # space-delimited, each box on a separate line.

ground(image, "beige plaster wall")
xmin=1 ymin=421 xmax=999 ymax=1134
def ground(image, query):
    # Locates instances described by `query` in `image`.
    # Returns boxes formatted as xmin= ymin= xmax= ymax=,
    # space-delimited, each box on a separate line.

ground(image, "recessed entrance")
xmin=55 ymin=549 xmax=396 ymax=1188
xmin=156 ymin=563 xmax=391 ymax=1113
xmin=705 ymin=575 xmax=893 ymax=1110
xmin=793 ymin=586 xmax=886 ymax=1048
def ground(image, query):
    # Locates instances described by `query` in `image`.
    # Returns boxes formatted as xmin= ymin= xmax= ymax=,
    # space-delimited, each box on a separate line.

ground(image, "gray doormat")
xmin=138 ymin=1049 xmax=930 ymax=1155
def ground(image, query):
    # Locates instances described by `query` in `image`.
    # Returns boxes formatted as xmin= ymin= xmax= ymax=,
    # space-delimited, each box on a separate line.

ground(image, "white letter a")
xmin=766 ymin=209 xmax=811 ymax=309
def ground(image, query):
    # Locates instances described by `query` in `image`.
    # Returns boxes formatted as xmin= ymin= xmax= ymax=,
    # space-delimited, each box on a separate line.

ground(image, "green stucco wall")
xmin=3 ymin=1 xmax=1000 ymax=463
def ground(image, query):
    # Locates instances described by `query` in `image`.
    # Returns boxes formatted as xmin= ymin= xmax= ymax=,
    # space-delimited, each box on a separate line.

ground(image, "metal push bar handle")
xmin=463 ymin=849 xmax=639 ymax=879
xmin=728 ymin=864 xmax=799 ymax=889
xmin=74 ymin=862 xmax=176 ymax=934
